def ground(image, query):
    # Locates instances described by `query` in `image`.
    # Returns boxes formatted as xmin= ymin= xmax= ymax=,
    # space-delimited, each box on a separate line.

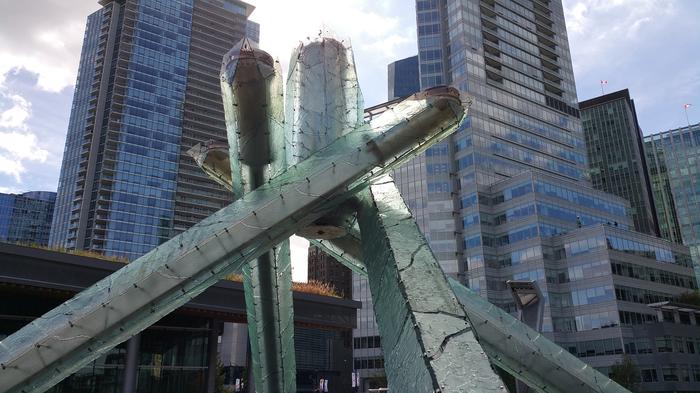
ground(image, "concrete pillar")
xmin=655 ymin=309 xmax=664 ymax=322
xmin=121 ymin=334 xmax=141 ymax=393
xmin=206 ymin=320 xmax=220 ymax=393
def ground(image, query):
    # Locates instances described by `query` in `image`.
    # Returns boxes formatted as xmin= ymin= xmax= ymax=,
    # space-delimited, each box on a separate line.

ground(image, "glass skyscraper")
xmin=50 ymin=0 xmax=258 ymax=259
xmin=644 ymin=123 xmax=700 ymax=281
xmin=385 ymin=1 xmax=700 ymax=391
xmin=580 ymin=89 xmax=658 ymax=235
xmin=0 ymin=191 xmax=56 ymax=245
xmin=387 ymin=55 xmax=420 ymax=100
xmin=403 ymin=0 xmax=587 ymax=281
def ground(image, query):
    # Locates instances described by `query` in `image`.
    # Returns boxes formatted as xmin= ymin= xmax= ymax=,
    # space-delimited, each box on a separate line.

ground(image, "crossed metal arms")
xmin=0 ymin=36 xmax=629 ymax=393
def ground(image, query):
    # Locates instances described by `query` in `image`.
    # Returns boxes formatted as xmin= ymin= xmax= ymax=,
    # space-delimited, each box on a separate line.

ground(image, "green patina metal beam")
xmin=220 ymin=38 xmax=296 ymax=392
xmin=356 ymin=175 xmax=504 ymax=392
xmin=310 ymin=233 xmax=366 ymax=276
xmin=308 ymin=222 xmax=631 ymax=393
xmin=0 ymin=82 xmax=465 ymax=393
xmin=448 ymin=279 xmax=630 ymax=393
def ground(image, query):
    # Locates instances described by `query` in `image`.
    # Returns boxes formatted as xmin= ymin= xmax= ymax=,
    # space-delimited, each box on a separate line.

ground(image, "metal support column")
xmin=220 ymin=38 xmax=296 ymax=393
xmin=121 ymin=334 xmax=140 ymax=393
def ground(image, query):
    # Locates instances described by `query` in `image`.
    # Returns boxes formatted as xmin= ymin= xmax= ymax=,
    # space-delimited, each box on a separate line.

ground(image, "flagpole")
xmin=685 ymin=106 xmax=691 ymax=127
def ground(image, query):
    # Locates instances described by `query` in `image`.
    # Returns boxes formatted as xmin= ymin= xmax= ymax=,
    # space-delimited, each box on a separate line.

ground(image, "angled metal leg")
xmin=309 ymin=215 xmax=631 ymax=393
xmin=0 ymin=84 xmax=465 ymax=393
xmin=243 ymin=242 xmax=296 ymax=392
xmin=356 ymin=176 xmax=504 ymax=392
xmin=310 ymin=233 xmax=366 ymax=276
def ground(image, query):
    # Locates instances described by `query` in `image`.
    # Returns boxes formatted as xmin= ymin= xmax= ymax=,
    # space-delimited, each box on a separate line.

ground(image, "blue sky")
xmin=0 ymin=0 xmax=698 ymax=196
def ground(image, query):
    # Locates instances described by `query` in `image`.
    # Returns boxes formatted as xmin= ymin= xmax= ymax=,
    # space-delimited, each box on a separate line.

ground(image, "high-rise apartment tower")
xmin=50 ymin=0 xmax=259 ymax=259
xmin=400 ymin=0 xmax=587 ymax=281
xmin=387 ymin=1 xmax=700 ymax=391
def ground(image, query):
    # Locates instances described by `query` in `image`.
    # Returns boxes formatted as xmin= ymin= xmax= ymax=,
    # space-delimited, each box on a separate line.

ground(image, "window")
xmin=655 ymin=336 xmax=673 ymax=353
xmin=679 ymin=311 xmax=692 ymax=324
xmin=354 ymin=336 xmax=381 ymax=349
xmin=662 ymin=366 xmax=679 ymax=382
xmin=641 ymin=368 xmax=658 ymax=383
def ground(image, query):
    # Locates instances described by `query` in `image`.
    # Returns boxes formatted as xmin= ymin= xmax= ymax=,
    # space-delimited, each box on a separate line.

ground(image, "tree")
xmin=215 ymin=359 xmax=234 ymax=393
xmin=677 ymin=290 xmax=700 ymax=306
xmin=610 ymin=355 xmax=639 ymax=392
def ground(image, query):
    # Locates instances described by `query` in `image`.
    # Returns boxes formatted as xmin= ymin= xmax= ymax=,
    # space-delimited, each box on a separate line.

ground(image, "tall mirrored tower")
xmin=50 ymin=0 xmax=259 ymax=259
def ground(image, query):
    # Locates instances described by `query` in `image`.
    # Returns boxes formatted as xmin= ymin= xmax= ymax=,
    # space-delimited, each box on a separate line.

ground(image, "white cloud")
xmin=0 ymin=1 xmax=98 ymax=92
xmin=0 ymin=131 xmax=49 ymax=162
xmin=627 ymin=17 xmax=652 ymax=38
xmin=0 ymin=185 xmax=24 ymax=194
xmin=564 ymin=0 xmax=676 ymax=75
xmin=563 ymin=0 xmax=700 ymax=132
xmin=0 ymin=94 xmax=30 ymax=128
xmin=0 ymin=155 xmax=26 ymax=183
xmin=0 ymin=91 xmax=50 ymax=181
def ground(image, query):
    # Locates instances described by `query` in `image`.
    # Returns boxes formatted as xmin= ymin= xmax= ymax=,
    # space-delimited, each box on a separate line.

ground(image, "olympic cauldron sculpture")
xmin=0 ymin=35 xmax=629 ymax=393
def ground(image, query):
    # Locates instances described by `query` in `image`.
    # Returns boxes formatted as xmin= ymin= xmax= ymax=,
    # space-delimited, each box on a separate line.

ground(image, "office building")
xmin=351 ymin=272 xmax=386 ymax=392
xmin=362 ymin=2 xmax=592 ymax=388
xmin=387 ymin=55 xmax=420 ymax=100
xmin=644 ymin=123 xmax=700 ymax=281
xmin=50 ymin=0 xmax=259 ymax=259
xmin=398 ymin=0 xmax=590 ymax=283
xmin=579 ymin=89 xmax=658 ymax=235
xmin=0 ymin=191 xmax=56 ymax=245
xmin=0 ymin=243 xmax=358 ymax=393
xmin=392 ymin=1 xmax=700 ymax=391
xmin=308 ymin=245 xmax=353 ymax=299
xmin=462 ymin=171 xmax=700 ymax=391
xmin=644 ymin=135 xmax=684 ymax=245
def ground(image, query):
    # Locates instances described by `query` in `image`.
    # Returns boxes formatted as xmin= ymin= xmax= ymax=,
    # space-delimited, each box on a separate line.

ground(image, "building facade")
xmin=399 ymin=0 xmax=589 ymax=283
xmin=462 ymin=171 xmax=700 ymax=391
xmin=0 ymin=243 xmax=358 ymax=393
xmin=308 ymin=245 xmax=353 ymax=299
xmin=50 ymin=0 xmax=259 ymax=259
xmin=580 ymin=89 xmax=658 ymax=235
xmin=644 ymin=134 xmax=684 ymax=245
xmin=351 ymin=272 xmax=386 ymax=392
xmin=389 ymin=1 xmax=700 ymax=391
xmin=644 ymin=123 xmax=700 ymax=282
xmin=0 ymin=191 xmax=56 ymax=245
xmin=387 ymin=55 xmax=420 ymax=100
